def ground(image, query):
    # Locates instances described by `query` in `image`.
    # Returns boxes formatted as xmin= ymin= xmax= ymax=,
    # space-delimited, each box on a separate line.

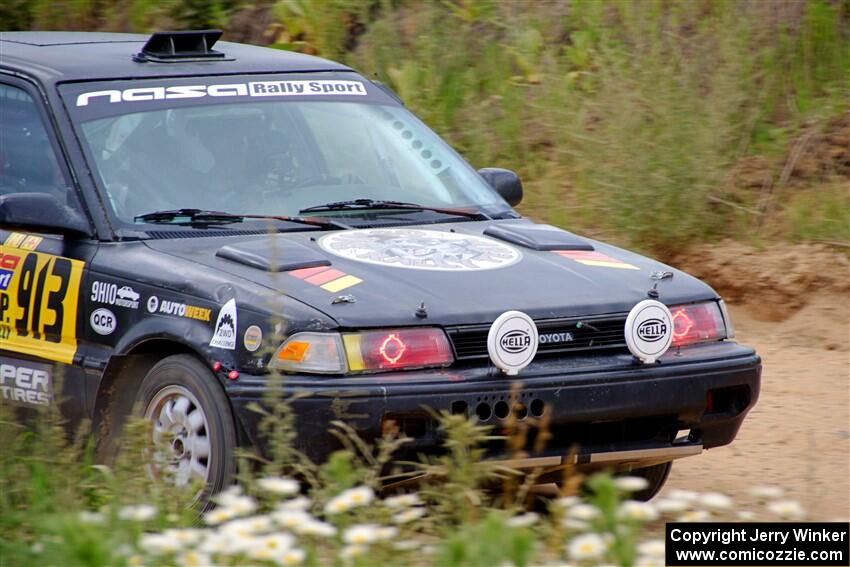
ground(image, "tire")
xmin=620 ymin=461 xmax=672 ymax=501
xmin=136 ymin=354 xmax=236 ymax=506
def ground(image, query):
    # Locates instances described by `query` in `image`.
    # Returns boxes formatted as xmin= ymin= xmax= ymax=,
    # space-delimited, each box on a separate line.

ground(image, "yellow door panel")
xmin=0 ymin=245 xmax=84 ymax=364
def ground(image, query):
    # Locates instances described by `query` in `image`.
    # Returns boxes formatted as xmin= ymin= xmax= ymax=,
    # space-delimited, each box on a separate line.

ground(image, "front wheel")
xmin=136 ymin=354 xmax=236 ymax=504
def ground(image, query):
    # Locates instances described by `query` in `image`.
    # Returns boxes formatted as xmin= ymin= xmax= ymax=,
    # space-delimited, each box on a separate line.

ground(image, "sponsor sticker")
xmin=91 ymin=281 xmax=140 ymax=309
xmin=553 ymin=250 xmax=639 ymax=270
xmin=4 ymin=232 xmax=43 ymax=251
xmin=624 ymin=299 xmax=673 ymax=363
xmin=90 ymin=308 xmax=117 ymax=336
xmin=76 ymin=80 xmax=369 ymax=107
xmin=0 ymin=246 xmax=84 ymax=364
xmin=288 ymin=265 xmax=363 ymax=293
xmin=0 ymin=356 xmax=52 ymax=407
xmin=243 ymin=325 xmax=263 ymax=352
xmin=145 ymin=295 xmax=211 ymax=322
xmin=210 ymin=299 xmax=237 ymax=350
xmin=319 ymin=228 xmax=521 ymax=271
xmin=487 ymin=310 xmax=539 ymax=376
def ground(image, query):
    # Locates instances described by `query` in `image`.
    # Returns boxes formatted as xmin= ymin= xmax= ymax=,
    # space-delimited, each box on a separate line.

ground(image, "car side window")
xmin=0 ymin=83 xmax=68 ymax=200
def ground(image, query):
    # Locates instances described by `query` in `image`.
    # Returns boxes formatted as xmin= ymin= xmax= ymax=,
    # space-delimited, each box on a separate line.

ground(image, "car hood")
xmin=144 ymin=220 xmax=717 ymax=328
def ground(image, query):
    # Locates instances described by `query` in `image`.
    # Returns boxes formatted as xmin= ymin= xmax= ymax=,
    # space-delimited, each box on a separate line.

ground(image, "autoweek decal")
xmin=0 ymin=245 xmax=84 ymax=365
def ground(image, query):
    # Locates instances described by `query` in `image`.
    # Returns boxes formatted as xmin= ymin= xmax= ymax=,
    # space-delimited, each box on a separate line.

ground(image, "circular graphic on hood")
xmin=318 ymin=228 xmax=521 ymax=271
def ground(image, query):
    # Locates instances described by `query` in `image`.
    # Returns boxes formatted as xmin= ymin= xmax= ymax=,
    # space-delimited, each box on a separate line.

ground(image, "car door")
xmin=0 ymin=77 xmax=94 ymax=427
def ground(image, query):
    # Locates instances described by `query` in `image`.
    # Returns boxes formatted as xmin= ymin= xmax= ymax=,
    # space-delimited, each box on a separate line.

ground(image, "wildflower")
xmin=700 ymin=492 xmax=732 ymax=511
xmin=655 ymin=498 xmax=689 ymax=514
xmin=553 ymin=496 xmax=581 ymax=509
xmin=220 ymin=515 xmax=273 ymax=538
xmin=619 ymin=500 xmax=659 ymax=522
xmin=568 ymin=533 xmax=607 ymax=561
xmin=343 ymin=523 xmax=397 ymax=545
xmin=767 ymin=500 xmax=806 ymax=519
xmin=506 ymin=512 xmax=539 ymax=528
xmin=277 ymin=548 xmax=306 ymax=565
xmin=249 ymin=534 xmax=295 ymax=560
xmin=78 ymin=511 xmax=105 ymax=524
xmin=296 ymin=519 xmax=337 ymax=537
xmin=384 ymin=493 xmax=422 ymax=509
xmin=677 ymin=510 xmax=711 ymax=522
xmin=737 ymin=510 xmax=756 ymax=521
xmin=176 ymin=550 xmax=212 ymax=567
xmin=204 ymin=507 xmax=236 ymax=526
xmin=393 ymin=540 xmax=421 ymax=551
xmin=325 ymin=486 xmax=375 ymax=515
xmin=138 ymin=533 xmax=180 ymax=555
xmin=162 ymin=528 xmax=203 ymax=546
xmin=635 ymin=556 xmax=665 ymax=567
xmin=257 ymin=477 xmax=300 ymax=497
xmin=637 ymin=540 xmax=665 ymax=557
xmin=614 ymin=476 xmax=650 ymax=492
xmin=126 ymin=555 xmax=146 ymax=567
xmin=566 ymin=504 xmax=600 ymax=521
xmin=666 ymin=489 xmax=699 ymax=502
xmin=393 ymin=507 xmax=427 ymax=524
xmin=225 ymin=495 xmax=258 ymax=517
xmin=119 ymin=504 xmax=157 ymax=522
xmin=560 ymin=518 xmax=589 ymax=531
xmin=340 ymin=544 xmax=367 ymax=560
xmin=750 ymin=485 xmax=784 ymax=499
xmin=278 ymin=496 xmax=312 ymax=511
xmin=272 ymin=509 xmax=313 ymax=530
xmin=198 ymin=533 xmax=233 ymax=555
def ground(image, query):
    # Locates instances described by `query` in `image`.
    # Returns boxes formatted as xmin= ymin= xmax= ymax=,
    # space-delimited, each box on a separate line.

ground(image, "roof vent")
xmin=134 ymin=30 xmax=232 ymax=63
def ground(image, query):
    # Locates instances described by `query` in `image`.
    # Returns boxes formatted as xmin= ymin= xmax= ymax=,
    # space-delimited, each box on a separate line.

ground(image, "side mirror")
xmin=478 ymin=168 xmax=523 ymax=206
xmin=0 ymin=192 xmax=90 ymax=237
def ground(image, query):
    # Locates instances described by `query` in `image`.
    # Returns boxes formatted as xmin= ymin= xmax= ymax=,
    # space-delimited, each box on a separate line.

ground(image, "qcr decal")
xmin=0 ymin=356 xmax=52 ymax=407
xmin=0 ymin=246 xmax=84 ymax=364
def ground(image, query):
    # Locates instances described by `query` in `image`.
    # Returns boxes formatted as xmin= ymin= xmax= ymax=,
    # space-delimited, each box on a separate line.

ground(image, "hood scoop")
xmin=484 ymin=223 xmax=594 ymax=251
xmin=216 ymin=237 xmax=330 ymax=272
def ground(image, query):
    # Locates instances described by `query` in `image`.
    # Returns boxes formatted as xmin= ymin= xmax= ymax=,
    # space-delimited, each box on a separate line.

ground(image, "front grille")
xmin=446 ymin=313 xmax=628 ymax=360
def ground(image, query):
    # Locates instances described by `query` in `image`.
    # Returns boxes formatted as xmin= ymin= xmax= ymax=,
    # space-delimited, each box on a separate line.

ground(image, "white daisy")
xmin=566 ymin=504 xmax=600 ymax=521
xmin=749 ymin=485 xmax=784 ymax=499
xmin=277 ymin=548 xmax=306 ymax=565
xmin=637 ymin=539 xmax=665 ymax=557
xmin=506 ymin=512 xmax=539 ymax=528
xmin=257 ymin=477 xmax=300 ymax=497
xmin=700 ymin=492 xmax=732 ymax=511
xmin=767 ymin=500 xmax=806 ymax=519
xmin=324 ymin=486 xmax=375 ymax=515
xmin=175 ymin=550 xmax=212 ymax=567
xmin=666 ymin=489 xmax=699 ymax=502
xmin=655 ymin=498 xmax=690 ymax=514
xmin=138 ymin=533 xmax=180 ymax=555
xmin=392 ymin=507 xmax=427 ymax=524
xmin=118 ymin=504 xmax=157 ymax=522
xmin=567 ymin=533 xmax=607 ymax=561
xmin=619 ymin=500 xmax=659 ymax=522
xmin=384 ymin=493 xmax=422 ymax=509
xmin=614 ymin=476 xmax=650 ymax=492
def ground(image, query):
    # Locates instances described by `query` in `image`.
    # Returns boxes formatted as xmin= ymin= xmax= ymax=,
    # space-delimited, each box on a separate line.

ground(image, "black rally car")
xmin=0 ymin=30 xmax=760 ymax=497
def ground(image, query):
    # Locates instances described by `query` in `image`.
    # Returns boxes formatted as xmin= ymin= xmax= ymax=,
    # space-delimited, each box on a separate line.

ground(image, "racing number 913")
xmin=0 ymin=246 xmax=84 ymax=364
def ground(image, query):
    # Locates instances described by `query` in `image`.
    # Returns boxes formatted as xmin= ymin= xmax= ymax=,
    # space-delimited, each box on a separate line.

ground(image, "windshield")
xmin=65 ymin=76 xmax=508 ymax=225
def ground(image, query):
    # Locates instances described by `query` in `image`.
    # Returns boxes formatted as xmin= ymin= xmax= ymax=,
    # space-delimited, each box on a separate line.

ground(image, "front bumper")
xmin=227 ymin=341 xmax=761 ymax=466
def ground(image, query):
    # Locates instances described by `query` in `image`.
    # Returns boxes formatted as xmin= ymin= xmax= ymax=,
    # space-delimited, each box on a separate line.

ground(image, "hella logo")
xmin=637 ymin=319 xmax=667 ymax=342
xmin=500 ymin=330 xmax=531 ymax=353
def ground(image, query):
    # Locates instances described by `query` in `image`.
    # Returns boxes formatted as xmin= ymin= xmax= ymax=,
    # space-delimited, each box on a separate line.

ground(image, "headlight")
xmin=669 ymin=301 xmax=728 ymax=347
xmin=269 ymin=328 xmax=454 ymax=374
xmin=343 ymin=328 xmax=453 ymax=372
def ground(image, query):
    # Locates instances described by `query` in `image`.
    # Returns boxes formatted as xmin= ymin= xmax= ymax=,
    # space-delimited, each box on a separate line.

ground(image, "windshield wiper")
xmin=134 ymin=208 xmax=350 ymax=230
xmin=299 ymin=199 xmax=491 ymax=221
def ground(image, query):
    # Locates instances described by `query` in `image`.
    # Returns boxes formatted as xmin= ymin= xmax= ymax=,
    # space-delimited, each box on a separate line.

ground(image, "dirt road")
xmin=662 ymin=292 xmax=850 ymax=519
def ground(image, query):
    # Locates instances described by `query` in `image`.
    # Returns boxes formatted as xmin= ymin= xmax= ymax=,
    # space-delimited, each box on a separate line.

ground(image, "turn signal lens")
xmin=269 ymin=332 xmax=345 ymax=373
xmin=670 ymin=302 xmax=727 ymax=347
xmin=343 ymin=328 xmax=453 ymax=372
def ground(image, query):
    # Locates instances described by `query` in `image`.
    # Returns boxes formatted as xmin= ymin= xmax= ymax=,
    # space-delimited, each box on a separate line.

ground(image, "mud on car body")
xmin=0 ymin=30 xmax=760 ymax=498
